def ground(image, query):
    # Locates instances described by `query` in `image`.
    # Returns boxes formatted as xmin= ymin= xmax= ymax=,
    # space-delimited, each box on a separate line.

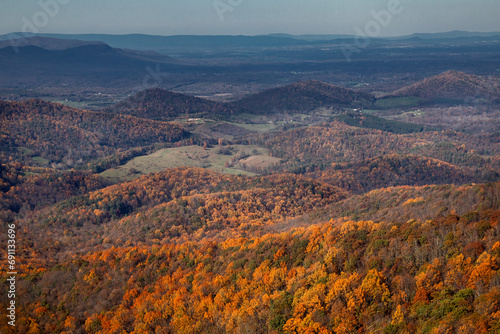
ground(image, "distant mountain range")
xmin=271 ymin=30 xmax=500 ymax=42
xmin=0 ymin=33 xmax=308 ymax=51
xmin=0 ymin=36 xmax=106 ymax=50
xmin=1 ymin=30 xmax=499 ymax=51
xmin=0 ymin=37 xmax=182 ymax=88
xmin=397 ymin=30 xmax=500 ymax=40
xmin=0 ymin=34 xmax=498 ymax=92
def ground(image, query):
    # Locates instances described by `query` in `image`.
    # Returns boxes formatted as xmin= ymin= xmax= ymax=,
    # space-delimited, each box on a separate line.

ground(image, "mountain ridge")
xmin=2 ymin=31 xmax=499 ymax=50
xmin=0 ymin=36 xmax=106 ymax=50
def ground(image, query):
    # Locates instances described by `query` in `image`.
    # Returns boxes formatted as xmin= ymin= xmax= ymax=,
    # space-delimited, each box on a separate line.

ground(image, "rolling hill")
xmin=0 ymin=99 xmax=186 ymax=165
xmin=325 ymin=179 xmax=500 ymax=223
xmin=256 ymin=120 xmax=500 ymax=180
xmin=390 ymin=71 xmax=500 ymax=102
xmin=231 ymin=80 xmax=375 ymax=114
xmin=105 ymin=80 xmax=377 ymax=120
xmin=105 ymin=88 xmax=237 ymax=120
xmin=305 ymin=154 xmax=479 ymax=193
xmin=19 ymin=167 xmax=347 ymax=253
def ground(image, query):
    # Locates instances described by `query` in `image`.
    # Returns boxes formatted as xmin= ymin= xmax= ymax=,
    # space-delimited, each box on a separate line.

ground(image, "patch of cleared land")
xmin=230 ymin=122 xmax=277 ymax=133
xmin=32 ymin=156 xmax=50 ymax=166
xmin=237 ymin=155 xmax=282 ymax=169
xmin=16 ymin=147 xmax=50 ymax=166
xmin=100 ymin=145 xmax=279 ymax=183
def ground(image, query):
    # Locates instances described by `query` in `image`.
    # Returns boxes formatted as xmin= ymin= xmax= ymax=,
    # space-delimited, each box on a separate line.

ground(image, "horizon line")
xmin=2 ymin=29 xmax=500 ymax=39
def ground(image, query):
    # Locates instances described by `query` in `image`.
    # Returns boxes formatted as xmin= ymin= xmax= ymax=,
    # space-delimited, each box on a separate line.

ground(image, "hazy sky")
xmin=2 ymin=0 xmax=499 ymax=36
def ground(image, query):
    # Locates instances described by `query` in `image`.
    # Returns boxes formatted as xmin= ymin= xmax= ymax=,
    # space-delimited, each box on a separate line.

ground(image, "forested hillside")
xmin=252 ymin=121 xmax=499 ymax=175
xmin=1 ymin=71 xmax=499 ymax=333
xmin=106 ymin=88 xmax=236 ymax=121
xmin=0 ymin=100 xmax=186 ymax=165
xmin=231 ymin=80 xmax=375 ymax=114
xmin=304 ymin=154 xmax=484 ymax=193
xmin=391 ymin=71 xmax=500 ymax=103
xmin=1 ymin=181 xmax=498 ymax=334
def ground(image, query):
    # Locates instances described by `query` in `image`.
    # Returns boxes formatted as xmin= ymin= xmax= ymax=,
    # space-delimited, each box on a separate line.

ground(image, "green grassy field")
xmin=229 ymin=122 xmax=277 ymax=132
xmin=359 ymin=109 xmax=379 ymax=115
xmin=32 ymin=156 xmax=50 ymax=166
xmin=238 ymin=155 xmax=282 ymax=169
xmin=16 ymin=147 xmax=50 ymax=166
xmin=100 ymin=144 xmax=275 ymax=182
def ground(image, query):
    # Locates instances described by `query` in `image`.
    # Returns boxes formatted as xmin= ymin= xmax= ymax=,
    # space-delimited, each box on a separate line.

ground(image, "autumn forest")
xmin=1 ymin=35 xmax=500 ymax=334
